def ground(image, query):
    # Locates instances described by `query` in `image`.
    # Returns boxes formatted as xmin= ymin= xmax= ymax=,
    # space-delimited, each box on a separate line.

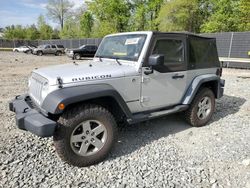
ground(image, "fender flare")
xmin=182 ymin=74 xmax=220 ymax=105
xmin=41 ymin=84 xmax=132 ymax=118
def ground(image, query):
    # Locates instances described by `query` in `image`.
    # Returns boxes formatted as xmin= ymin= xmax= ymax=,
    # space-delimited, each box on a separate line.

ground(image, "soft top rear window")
xmin=189 ymin=36 xmax=220 ymax=69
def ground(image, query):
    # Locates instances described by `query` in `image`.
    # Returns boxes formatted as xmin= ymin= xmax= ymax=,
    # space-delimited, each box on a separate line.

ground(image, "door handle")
xmin=172 ymin=74 xmax=184 ymax=79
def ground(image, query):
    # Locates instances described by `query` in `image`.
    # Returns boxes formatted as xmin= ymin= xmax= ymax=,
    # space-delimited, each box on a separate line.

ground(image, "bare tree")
xmin=46 ymin=0 xmax=73 ymax=30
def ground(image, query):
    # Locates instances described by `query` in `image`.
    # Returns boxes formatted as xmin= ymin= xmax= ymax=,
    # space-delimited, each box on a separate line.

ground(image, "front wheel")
xmin=184 ymin=87 xmax=215 ymax=127
xmin=53 ymin=104 xmax=117 ymax=167
xmin=74 ymin=53 xmax=81 ymax=60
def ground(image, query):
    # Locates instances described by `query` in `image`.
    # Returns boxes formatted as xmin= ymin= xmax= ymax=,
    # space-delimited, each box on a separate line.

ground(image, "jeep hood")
xmin=33 ymin=61 xmax=138 ymax=85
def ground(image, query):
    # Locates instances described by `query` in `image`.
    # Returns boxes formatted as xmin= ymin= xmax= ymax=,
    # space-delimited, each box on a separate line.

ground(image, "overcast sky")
xmin=0 ymin=0 xmax=84 ymax=28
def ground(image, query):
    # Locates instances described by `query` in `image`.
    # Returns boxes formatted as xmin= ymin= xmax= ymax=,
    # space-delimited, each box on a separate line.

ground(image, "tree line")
xmin=3 ymin=0 xmax=250 ymax=40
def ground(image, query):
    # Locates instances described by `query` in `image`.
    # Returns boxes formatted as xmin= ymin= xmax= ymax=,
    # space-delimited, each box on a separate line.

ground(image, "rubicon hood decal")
xmin=72 ymin=74 xmax=112 ymax=82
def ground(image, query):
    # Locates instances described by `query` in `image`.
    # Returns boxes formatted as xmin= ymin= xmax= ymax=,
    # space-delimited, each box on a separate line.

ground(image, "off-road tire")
xmin=55 ymin=51 xmax=62 ymax=56
xmin=37 ymin=51 xmax=43 ymax=56
xmin=184 ymin=87 xmax=215 ymax=127
xmin=53 ymin=104 xmax=117 ymax=167
xmin=74 ymin=53 xmax=81 ymax=60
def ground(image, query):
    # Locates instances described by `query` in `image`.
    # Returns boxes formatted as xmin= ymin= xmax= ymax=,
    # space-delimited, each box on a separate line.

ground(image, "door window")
xmin=152 ymin=39 xmax=184 ymax=64
xmin=57 ymin=45 xmax=64 ymax=48
xmin=151 ymin=38 xmax=186 ymax=72
xmin=85 ymin=46 xmax=92 ymax=51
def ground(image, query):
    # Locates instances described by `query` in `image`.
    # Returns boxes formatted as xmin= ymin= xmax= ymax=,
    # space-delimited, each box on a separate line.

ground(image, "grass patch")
xmin=0 ymin=48 xmax=13 ymax=51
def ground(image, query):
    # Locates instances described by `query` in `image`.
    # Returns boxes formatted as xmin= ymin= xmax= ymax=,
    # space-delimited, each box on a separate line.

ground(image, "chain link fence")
xmin=1 ymin=32 xmax=250 ymax=58
xmin=0 ymin=39 xmax=38 ymax=48
xmin=38 ymin=38 xmax=102 ymax=49
xmin=0 ymin=38 xmax=102 ymax=49
xmin=202 ymin=32 xmax=250 ymax=58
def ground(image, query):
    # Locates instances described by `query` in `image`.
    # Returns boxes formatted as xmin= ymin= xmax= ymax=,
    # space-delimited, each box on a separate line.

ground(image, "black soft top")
xmin=152 ymin=31 xmax=220 ymax=69
xmin=152 ymin=31 xmax=214 ymax=39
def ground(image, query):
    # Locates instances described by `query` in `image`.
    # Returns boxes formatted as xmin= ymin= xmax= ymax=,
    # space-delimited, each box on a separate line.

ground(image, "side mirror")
xmin=148 ymin=54 xmax=165 ymax=66
xmin=144 ymin=54 xmax=165 ymax=75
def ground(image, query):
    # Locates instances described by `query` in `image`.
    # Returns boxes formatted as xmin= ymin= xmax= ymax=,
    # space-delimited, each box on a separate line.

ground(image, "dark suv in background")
xmin=33 ymin=44 xmax=65 ymax=56
xmin=66 ymin=45 xmax=98 ymax=60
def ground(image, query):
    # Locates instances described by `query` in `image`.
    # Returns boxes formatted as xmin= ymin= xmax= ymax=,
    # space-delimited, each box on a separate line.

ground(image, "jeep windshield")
xmin=95 ymin=34 xmax=147 ymax=61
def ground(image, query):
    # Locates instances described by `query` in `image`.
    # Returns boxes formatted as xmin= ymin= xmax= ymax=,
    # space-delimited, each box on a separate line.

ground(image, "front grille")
xmin=29 ymin=73 xmax=47 ymax=105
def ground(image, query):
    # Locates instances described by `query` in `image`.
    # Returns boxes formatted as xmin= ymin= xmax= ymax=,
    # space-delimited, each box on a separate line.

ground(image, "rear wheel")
xmin=184 ymin=87 xmax=215 ymax=127
xmin=53 ymin=104 xmax=117 ymax=167
xmin=74 ymin=53 xmax=81 ymax=60
xmin=37 ymin=51 xmax=43 ymax=56
xmin=55 ymin=51 xmax=62 ymax=56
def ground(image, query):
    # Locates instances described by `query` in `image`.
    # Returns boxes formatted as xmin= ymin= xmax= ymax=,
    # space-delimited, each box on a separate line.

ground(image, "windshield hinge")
xmin=141 ymin=96 xmax=150 ymax=103
xmin=142 ymin=77 xmax=150 ymax=83
xmin=57 ymin=77 xmax=63 ymax=88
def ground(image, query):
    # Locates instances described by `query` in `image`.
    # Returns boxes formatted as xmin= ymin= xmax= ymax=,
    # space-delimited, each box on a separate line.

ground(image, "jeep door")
xmin=51 ymin=45 xmax=57 ymax=54
xmin=79 ymin=46 xmax=87 ymax=57
xmin=85 ymin=46 xmax=94 ymax=57
xmin=89 ymin=46 xmax=97 ymax=57
xmin=141 ymin=36 xmax=188 ymax=110
xmin=43 ymin=45 xmax=51 ymax=54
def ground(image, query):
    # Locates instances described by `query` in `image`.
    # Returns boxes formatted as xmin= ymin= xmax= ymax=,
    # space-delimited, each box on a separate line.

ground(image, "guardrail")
xmin=219 ymin=57 xmax=250 ymax=69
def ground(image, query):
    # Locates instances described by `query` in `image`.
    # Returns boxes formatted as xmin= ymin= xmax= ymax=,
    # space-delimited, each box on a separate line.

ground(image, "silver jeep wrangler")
xmin=9 ymin=31 xmax=225 ymax=167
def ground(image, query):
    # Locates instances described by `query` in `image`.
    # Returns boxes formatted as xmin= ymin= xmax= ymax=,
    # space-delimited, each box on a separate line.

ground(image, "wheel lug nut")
xmin=86 ymin=131 xmax=89 ymax=135
xmin=85 ymin=140 xmax=88 ymax=144
xmin=91 ymin=132 xmax=95 ymax=136
xmin=91 ymin=138 xmax=94 ymax=142
xmin=81 ymin=136 xmax=85 ymax=140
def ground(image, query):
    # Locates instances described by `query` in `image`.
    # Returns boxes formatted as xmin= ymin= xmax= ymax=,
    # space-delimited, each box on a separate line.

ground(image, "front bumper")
xmin=66 ymin=52 xmax=74 ymax=58
xmin=9 ymin=95 xmax=56 ymax=137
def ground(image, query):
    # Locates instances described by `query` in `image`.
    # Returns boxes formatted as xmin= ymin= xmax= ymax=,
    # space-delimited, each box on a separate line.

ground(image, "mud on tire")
xmin=184 ymin=87 xmax=215 ymax=127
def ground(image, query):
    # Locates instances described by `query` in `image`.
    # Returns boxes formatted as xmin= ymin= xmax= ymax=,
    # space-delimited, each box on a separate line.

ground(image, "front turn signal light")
xmin=58 ymin=103 xmax=65 ymax=110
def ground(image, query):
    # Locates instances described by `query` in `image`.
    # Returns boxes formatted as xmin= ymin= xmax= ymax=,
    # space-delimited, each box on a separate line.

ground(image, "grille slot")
xmin=29 ymin=73 xmax=48 ymax=105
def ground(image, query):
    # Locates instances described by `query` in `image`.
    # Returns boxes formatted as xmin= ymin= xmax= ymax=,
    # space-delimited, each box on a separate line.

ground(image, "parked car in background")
xmin=24 ymin=45 xmax=37 ymax=54
xmin=66 ymin=45 xmax=98 ymax=60
xmin=33 ymin=44 xmax=65 ymax=56
xmin=13 ymin=46 xmax=30 ymax=52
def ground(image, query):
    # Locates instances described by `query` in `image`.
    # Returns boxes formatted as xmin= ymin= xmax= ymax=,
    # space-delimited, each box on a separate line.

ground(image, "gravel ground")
xmin=0 ymin=51 xmax=250 ymax=188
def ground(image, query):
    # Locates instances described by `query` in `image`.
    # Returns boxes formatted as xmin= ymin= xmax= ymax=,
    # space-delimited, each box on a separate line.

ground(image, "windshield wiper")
xmin=115 ymin=58 xmax=122 ymax=66
xmin=95 ymin=55 xmax=103 ymax=62
xmin=96 ymin=55 xmax=122 ymax=65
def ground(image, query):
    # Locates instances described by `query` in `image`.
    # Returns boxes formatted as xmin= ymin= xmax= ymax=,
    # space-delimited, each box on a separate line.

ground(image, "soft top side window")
xmin=152 ymin=39 xmax=184 ymax=64
xmin=189 ymin=37 xmax=220 ymax=69
xmin=147 ymin=36 xmax=186 ymax=72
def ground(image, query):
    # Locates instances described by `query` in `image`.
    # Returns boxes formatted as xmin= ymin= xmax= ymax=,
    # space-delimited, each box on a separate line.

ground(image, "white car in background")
xmin=13 ymin=46 xmax=30 ymax=52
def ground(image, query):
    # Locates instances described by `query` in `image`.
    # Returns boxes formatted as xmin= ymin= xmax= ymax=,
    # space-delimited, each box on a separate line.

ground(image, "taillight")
xmin=216 ymin=68 xmax=222 ymax=77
